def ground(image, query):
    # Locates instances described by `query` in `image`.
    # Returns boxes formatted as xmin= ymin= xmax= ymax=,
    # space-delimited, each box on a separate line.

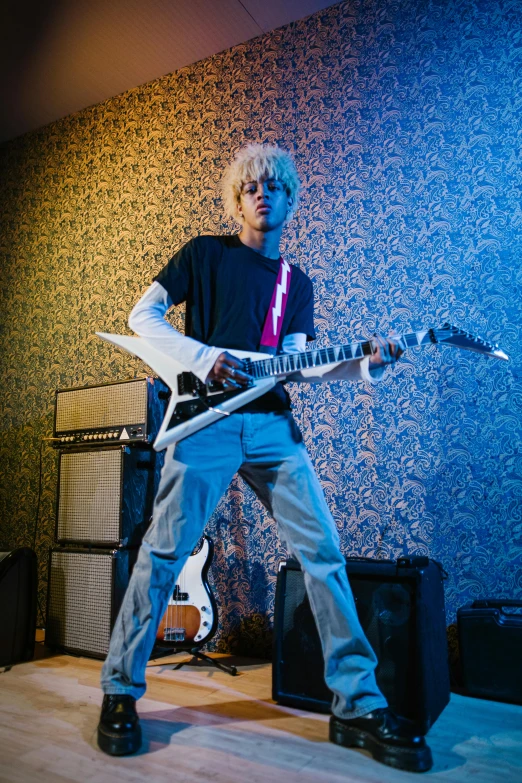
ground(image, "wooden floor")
xmin=1 ymin=636 xmax=522 ymax=783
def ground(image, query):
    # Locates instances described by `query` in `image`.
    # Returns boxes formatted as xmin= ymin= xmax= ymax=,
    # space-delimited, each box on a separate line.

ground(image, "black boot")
xmin=330 ymin=708 xmax=433 ymax=773
xmin=97 ymin=694 xmax=142 ymax=756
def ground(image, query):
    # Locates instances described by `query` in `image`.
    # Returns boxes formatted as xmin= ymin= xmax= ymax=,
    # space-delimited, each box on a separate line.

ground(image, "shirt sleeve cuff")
xmin=191 ymin=344 xmax=223 ymax=384
xmin=361 ymin=356 xmax=386 ymax=384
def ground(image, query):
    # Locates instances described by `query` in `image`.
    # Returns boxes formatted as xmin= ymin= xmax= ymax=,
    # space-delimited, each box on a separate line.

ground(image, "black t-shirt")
xmin=154 ymin=234 xmax=316 ymax=411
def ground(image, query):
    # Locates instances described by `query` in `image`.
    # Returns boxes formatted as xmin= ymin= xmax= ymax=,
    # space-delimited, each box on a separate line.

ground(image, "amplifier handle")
xmin=471 ymin=599 xmax=522 ymax=609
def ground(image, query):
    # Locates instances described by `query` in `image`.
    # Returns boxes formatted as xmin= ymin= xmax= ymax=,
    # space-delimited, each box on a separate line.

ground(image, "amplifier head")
xmin=54 ymin=377 xmax=168 ymax=447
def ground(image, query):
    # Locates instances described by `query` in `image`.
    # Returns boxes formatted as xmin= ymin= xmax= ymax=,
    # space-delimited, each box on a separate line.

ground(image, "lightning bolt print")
xmin=271 ymin=259 xmax=291 ymax=335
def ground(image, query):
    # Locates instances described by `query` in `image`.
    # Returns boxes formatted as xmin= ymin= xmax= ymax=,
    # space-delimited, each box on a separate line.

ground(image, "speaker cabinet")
xmin=458 ymin=599 xmax=522 ymax=704
xmin=273 ymin=557 xmax=450 ymax=734
xmin=0 ymin=548 xmax=37 ymax=667
xmin=46 ymin=547 xmax=134 ymax=658
xmin=56 ymin=445 xmax=158 ymax=547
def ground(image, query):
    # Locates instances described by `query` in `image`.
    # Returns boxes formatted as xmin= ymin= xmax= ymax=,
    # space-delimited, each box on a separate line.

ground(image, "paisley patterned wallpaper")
xmin=1 ymin=0 xmax=520 ymax=657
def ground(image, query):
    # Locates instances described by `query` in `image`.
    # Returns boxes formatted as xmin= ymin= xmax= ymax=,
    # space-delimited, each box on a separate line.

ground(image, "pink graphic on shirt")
xmin=260 ymin=258 xmax=292 ymax=350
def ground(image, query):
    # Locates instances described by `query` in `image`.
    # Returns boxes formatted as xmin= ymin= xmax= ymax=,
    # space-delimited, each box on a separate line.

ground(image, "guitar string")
xmin=242 ymin=330 xmax=424 ymax=378
xmin=240 ymin=327 xmax=482 ymax=380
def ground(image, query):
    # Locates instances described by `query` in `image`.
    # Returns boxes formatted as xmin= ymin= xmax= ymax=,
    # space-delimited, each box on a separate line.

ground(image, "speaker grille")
xmin=273 ymin=559 xmax=449 ymax=733
xmin=47 ymin=551 xmax=114 ymax=657
xmin=282 ymin=569 xmax=331 ymax=703
xmin=351 ymin=577 xmax=413 ymax=713
xmin=57 ymin=450 xmax=123 ymax=543
xmin=55 ymin=380 xmax=147 ymax=433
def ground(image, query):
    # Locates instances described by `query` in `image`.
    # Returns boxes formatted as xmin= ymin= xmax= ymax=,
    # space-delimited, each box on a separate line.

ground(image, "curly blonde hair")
xmin=222 ymin=143 xmax=300 ymax=222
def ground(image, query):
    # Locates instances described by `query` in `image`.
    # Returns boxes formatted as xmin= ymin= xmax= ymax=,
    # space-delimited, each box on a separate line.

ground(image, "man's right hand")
xmin=206 ymin=351 xmax=252 ymax=388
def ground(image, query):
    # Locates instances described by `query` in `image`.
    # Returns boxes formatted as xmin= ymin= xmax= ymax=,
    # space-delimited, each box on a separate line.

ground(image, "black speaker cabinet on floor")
xmin=273 ymin=557 xmax=450 ymax=734
xmin=46 ymin=547 xmax=134 ymax=658
xmin=458 ymin=599 xmax=522 ymax=704
xmin=0 ymin=548 xmax=37 ymax=667
xmin=56 ymin=445 xmax=158 ymax=547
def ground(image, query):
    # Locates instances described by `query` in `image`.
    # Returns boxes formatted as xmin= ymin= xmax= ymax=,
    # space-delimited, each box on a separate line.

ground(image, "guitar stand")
xmin=171 ymin=646 xmax=238 ymax=676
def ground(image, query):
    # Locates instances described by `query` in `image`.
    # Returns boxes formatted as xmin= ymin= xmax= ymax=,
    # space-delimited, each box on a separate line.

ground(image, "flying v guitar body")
xmin=98 ymin=331 xmax=276 ymax=449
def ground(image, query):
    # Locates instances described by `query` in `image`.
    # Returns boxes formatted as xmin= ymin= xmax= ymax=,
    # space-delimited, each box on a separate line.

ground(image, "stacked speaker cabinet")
xmin=46 ymin=377 xmax=168 ymax=659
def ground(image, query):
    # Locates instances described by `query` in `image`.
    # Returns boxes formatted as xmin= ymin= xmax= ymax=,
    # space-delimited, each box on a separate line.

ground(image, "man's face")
xmin=238 ymin=176 xmax=292 ymax=232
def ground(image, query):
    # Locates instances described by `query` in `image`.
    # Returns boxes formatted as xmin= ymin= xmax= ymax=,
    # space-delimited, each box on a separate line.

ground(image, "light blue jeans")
xmin=101 ymin=411 xmax=387 ymax=718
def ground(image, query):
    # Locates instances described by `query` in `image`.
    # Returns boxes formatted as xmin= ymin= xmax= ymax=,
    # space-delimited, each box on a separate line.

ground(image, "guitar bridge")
xmin=163 ymin=627 xmax=186 ymax=642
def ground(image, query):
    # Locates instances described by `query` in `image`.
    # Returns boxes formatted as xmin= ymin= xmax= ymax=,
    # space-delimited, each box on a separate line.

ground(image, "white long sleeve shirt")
xmin=129 ymin=281 xmax=385 ymax=385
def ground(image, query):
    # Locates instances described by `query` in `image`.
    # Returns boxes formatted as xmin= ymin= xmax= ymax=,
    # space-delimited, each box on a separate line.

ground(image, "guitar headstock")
xmin=433 ymin=323 xmax=509 ymax=360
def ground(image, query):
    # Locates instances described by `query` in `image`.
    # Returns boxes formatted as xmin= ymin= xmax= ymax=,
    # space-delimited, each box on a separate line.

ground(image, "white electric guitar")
xmin=97 ymin=324 xmax=508 ymax=451
xmin=156 ymin=535 xmax=217 ymax=649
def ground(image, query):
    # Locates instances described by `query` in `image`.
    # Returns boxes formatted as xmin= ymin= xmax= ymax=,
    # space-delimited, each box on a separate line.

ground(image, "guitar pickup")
xmin=178 ymin=372 xmax=207 ymax=397
xmin=172 ymin=585 xmax=189 ymax=601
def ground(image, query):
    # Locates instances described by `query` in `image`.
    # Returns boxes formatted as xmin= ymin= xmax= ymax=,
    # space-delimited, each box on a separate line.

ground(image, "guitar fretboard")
xmin=243 ymin=330 xmax=436 ymax=379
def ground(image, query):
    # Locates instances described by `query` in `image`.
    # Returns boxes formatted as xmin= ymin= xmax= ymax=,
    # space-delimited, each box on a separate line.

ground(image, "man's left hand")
xmin=368 ymin=333 xmax=405 ymax=369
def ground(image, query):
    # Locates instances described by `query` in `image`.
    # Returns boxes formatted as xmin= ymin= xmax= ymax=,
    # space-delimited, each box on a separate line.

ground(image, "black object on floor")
xmin=272 ymin=556 xmax=450 ymax=735
xmin=165 ymin=646 xmax=238 ymax=676
xmin=458 ymin=599 xmax=522 ymax=705
xmin=0 ymin=548 xmax=37 ymax=667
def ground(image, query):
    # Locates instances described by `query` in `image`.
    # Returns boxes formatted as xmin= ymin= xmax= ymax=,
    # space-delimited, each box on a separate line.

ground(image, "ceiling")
xmin=0 ymin=0 xmax=337 ymax=144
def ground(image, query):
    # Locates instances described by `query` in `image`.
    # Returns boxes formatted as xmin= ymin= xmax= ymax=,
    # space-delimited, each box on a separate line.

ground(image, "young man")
xmin=97 ymin=143 xmax=432 ymax=772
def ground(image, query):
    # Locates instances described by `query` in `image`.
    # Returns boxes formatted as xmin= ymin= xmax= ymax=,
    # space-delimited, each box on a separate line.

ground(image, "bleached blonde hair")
xmin=222 ymin=143 xmax=300 ymax=222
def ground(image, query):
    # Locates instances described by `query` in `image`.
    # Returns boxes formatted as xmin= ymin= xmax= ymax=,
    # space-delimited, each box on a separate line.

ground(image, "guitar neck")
xmin=244 ymin=330 xmax=436 ymax=380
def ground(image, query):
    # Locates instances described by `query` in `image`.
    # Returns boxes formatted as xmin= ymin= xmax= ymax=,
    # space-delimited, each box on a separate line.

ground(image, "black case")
xmin=273 ymin=556 xmax=450 ymax=734
xmin=0 ymin=548 xmax=37 ymax=666
xmin=458 ymin=599 xmax=522 ymax=704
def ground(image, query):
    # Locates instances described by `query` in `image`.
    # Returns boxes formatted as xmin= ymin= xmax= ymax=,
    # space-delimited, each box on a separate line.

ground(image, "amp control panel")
xmin=56 ymin=425 xmax=145 ymax=445
xmin=54 ymin=377 xmax=168 ymax=448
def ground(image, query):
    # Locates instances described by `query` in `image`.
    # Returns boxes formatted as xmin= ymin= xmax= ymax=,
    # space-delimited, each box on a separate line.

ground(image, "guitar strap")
xmin=259 ymin=257 xmax=292 ymax=355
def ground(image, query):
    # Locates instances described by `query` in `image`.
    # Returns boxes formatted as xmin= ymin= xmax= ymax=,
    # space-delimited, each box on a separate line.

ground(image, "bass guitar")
xmin=156 ymin=535 xmax=217 ymax=649
xmin=97 ymin=324 xmax=508 ymax=451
